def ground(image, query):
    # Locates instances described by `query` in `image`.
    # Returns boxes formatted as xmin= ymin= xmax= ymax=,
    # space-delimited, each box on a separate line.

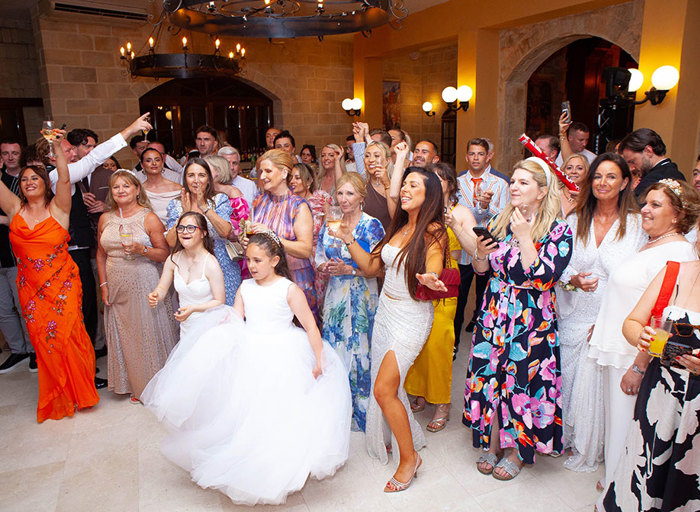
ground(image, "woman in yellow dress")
xmin=405 ymin=162 xmax=477 ymax=431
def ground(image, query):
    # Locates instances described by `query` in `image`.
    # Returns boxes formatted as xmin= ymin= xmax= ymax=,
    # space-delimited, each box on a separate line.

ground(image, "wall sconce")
xmin=637 ymin=65 xmax=679 ymax=105
xmin=442 ymin=85 xmax=473 ymax=112
xmin=342 ymin=97 xmax=362 ymax=117
xmin=422 ymin=101 xmax=435 ymax=117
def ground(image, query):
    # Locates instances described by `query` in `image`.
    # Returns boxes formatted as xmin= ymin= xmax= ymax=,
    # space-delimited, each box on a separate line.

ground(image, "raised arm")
xmin=387 ymin=142 xmax=409 ymax=219
xmin=0 ymin=173 xmax=22 ymax=221
xmin=558 ymin=112 xmax=573 ymax=163
xmin=49 ymin=130 xmax=72 ymax=228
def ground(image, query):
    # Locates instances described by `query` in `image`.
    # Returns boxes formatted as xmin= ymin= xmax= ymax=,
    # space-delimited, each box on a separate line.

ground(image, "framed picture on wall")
xmin=382 ymin=80 xmax=401 ymax=130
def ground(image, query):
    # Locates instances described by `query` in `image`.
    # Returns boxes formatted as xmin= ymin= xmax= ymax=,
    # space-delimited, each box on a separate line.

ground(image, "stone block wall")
xmin=0 ymin=17 xmax=44 ymax=142
xmin=30 ymin=8 xmax=354 ymax=168
xmin=381 ymin=44 xmax=457 ymax=159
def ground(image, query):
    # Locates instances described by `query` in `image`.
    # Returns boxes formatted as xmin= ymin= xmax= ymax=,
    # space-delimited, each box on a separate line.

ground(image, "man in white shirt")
xmin=454 ymin=137 xmax=510 ymax=356
xmin=218 ymin=146 xmax=257 ymax=208
xmin=555 ymin=122 xmax=596 ymax=167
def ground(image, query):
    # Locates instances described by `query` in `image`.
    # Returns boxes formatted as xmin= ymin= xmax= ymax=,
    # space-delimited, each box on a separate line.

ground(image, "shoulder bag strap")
xmin=650 ymin=261 xmax=681 ymax=320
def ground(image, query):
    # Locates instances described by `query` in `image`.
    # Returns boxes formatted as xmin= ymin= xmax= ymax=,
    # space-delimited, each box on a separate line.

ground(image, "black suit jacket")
xmin=634 ymin=158 xmax=685 ymax=198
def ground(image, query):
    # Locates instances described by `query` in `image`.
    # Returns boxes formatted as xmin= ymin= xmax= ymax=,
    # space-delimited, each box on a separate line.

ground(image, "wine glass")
xmin=42 ymin=120 xmax=55 ymax=158
xmin=474 ymin=181 xmax=483 ymax=215
xmin=119 ymin=224 xmax=134 ymax=260
xmin=520 ymin=204 xmax=532 ymax=222
xmin=326 ymin=206 xmax=343 ymax=249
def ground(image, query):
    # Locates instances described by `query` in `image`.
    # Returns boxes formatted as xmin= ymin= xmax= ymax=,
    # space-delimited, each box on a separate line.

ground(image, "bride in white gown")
xmin=142 ymin=231 xmax=351 ymax=506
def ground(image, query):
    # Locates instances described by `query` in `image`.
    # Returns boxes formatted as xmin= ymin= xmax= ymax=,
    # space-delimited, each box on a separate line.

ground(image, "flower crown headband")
xmin=658 ymin=178 xmax=686 ymax=207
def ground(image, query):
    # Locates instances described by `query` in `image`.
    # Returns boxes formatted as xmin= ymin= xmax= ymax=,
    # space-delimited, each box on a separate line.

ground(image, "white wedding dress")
xmin=142 ymin=277 xmax=352 ymax=505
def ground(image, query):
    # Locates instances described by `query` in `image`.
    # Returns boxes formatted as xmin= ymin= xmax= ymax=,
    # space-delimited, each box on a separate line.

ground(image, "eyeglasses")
xmin=670 ymin=322 xmax=700 ymax=337
xmin=176 ymin=225 xmax=200 ymax=233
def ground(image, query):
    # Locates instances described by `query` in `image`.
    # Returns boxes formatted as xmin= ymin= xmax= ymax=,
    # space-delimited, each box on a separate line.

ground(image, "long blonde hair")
xmin=490 ymin=159 xmax=562 ymax=242
xmin=364 ymin=141 xmax=395 ymax=179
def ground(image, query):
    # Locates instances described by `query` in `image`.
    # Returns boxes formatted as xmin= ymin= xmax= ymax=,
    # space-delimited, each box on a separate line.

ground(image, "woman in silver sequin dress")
xmin=96 ymin=170 xmax=178 ymax=403
xmin=335 ymin=167 xmax=448 ymax=493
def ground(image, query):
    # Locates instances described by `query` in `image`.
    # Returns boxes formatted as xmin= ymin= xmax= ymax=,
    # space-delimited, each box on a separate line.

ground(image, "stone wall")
xmin=0 ymin=17 xmax=44 ymax=142
xmin=497 ymin=0 xmax=644 ymax=170
xmin=381 ymin=44 xmax=457 ymax=158
xmin=30 ymin=8 xmax=354 ymax=167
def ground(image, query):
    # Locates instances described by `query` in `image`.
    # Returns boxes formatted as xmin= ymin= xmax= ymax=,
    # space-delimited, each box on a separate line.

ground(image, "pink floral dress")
xmin=462 ymin=219 xmax=573 ymax=464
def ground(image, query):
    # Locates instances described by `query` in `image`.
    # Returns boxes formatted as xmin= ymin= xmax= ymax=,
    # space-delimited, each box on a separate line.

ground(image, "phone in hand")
xmin=561 ymin=101 xmax=571 ymax=122
xmin=472 ymin=226 xmax=497 ymax=245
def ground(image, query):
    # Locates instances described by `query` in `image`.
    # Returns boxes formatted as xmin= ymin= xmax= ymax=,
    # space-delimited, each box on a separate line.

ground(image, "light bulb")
xmin=182 ymin=36 xmax=188 ymax=48
xmin=422 ymin=101 xmax=433 ymax=113
xmin=456 ymin=85 xmax=473 ymax=102
xmin=442 ymin=86 xmax=458 ymax=103
xmin=130 ymin=51 xmax=135 ymax=59
xmin=627 ymin=69 xmax=643 ymax=92
xmin=148 ymin=37 xmax=154 ymax=48
xmin=241 ymin=48 xmax=246 ymax=57
xmin=228 ymin=51 xmax=234 ymax=58
xmin=651 ymin=65 xmax=679 ymax=91
xmin=215 ymin=38 xmax=221 ymax=49
xmin=120 ymin=46 xmax=125 ymax=57
xmin=341 ymin=98 xmax=353 ymax=111
xmin=126 ymin=41 xmax=132 ymax=52
xmin=351 ymin=98 xmax=363 ymax=111
xmin=165 ymin=111 xmax=172 ymax=121
xmin=236 ymin=43 xmax=241 ymax=53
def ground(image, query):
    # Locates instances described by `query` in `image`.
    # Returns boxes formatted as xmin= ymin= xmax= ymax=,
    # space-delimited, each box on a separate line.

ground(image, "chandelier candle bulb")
xmin=215 ymin=38 xmax=221 ymax=50
xmin=228 ymin=51 xmax=234 ymax=58
xmin=241 ymin=48 xmax=246 ymax=57
xmin=148 ymin=37 xmax=154 ymax=48
xmin=182 ymin=36 xmax=188 ymax=49
xmin=120 ymin=46 xmax=125 ymax=57
xmin=126 ymin=41 xmax=132 ymax=52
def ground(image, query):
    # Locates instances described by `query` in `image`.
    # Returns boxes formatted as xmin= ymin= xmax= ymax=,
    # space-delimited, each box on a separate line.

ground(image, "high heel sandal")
xmin=384 ymin=453 xmax=422 ymax=493
xmin=410 ymin=397 xmax=426 ymax=413
xmin=426 ymin=404 xmax=450 ymax=432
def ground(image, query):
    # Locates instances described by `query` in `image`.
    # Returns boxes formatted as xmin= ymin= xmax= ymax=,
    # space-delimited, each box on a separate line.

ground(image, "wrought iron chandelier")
xmin=162 ymin=0 xmax=408 ymax=38
xmin=119 ymin=12 xmax=247 ymax=79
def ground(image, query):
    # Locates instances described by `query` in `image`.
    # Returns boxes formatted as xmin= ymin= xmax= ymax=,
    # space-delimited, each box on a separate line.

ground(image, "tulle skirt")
xmin=141 ymin=307 xmax=352 ymax=505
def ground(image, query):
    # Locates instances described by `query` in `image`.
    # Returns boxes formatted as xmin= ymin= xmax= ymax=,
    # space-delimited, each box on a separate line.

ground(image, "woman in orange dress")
xmin=0 ymin=130 xmax=99 ymax=422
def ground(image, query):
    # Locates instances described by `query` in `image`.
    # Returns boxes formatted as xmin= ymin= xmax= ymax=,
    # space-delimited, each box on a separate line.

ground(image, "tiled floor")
xmin=0 ymin=332 xmax=604 ymax=512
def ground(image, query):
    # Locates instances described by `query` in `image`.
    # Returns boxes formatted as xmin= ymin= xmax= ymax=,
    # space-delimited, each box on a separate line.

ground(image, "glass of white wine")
xmin=42 ymin=120 xmax=56 ymax=157
xmin=120 ymin=224 xmax=134 ymax=261
xmin=326 ymin=206 xmax=343 ymax=249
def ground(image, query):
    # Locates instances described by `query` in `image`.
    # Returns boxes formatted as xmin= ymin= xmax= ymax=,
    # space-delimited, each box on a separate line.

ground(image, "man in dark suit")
xmin=619 ymin=128 xmax=685 ymax=197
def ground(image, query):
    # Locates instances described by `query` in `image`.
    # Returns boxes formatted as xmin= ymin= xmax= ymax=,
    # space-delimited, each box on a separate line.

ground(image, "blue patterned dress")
xmin=166 ymin=194 xmax=240 ymax=306
xmin=315 ymin=212 xmax=385 ymax=432
xmin=462 ymin=219 xmax=572 ymax=464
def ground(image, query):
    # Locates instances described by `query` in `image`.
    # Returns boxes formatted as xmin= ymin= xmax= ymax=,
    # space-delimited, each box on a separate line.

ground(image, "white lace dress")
xmin=557 ymin=213 xmax=646 ymax=472
xmin=365 ymin=244 xmax=434 ymax=463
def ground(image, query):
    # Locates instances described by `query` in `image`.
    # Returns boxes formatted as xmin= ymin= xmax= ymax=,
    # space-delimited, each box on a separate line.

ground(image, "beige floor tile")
xmin=0 ymin=461 xmax=64 ymax=512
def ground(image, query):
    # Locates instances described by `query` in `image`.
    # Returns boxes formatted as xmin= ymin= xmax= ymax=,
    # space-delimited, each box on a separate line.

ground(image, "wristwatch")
xmin=351 ymin=268 xmax=357 ymax=276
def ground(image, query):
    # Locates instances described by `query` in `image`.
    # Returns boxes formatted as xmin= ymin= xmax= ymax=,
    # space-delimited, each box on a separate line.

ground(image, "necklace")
xmin=647 ymin=231 xmax=678 ymax=244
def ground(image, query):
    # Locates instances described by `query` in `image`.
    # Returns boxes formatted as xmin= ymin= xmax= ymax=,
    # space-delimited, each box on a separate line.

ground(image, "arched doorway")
xmin=139 ymin=77 xmax=274 ymax=158
xmin=526 ymin=37 xmax=637 ymax=153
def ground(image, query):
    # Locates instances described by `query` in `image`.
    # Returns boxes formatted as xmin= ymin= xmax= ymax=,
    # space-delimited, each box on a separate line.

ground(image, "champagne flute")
xmin=520 ymin=203 xmax=532 ymax=222
xmin=42 ymin=120 xmax=56 ymax=158
xmin=474 ymin=181 xmax=483 ymax=215
xmin=120 ymin=224 xmax=134 ymax=261
xmin=142 ymin=113 xmax=151 ymax=139
xmin=326 ymin=206 xmax=343 ymax=249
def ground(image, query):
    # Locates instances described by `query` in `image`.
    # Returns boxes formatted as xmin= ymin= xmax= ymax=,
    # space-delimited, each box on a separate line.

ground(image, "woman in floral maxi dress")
xmin=464 ymin=158 xmax=573 ymax=480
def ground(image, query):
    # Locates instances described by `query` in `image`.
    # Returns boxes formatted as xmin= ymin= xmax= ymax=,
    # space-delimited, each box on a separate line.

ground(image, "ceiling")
xmin=401 ymin=0 xmax=450 ymax=14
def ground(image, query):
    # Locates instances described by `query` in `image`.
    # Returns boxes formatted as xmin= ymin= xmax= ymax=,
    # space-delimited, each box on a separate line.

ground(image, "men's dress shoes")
xmin=94 ymin=377 xmax=108 ymax=389
xmin=28 ymin=353 xmax=38 ymax=373
xmin=0 ymin=353 xmax=29 ymax=374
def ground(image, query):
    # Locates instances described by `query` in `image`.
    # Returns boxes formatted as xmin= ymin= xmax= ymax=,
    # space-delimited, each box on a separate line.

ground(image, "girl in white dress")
xmin=142 ymin=231 xmax=351 ymax=506
xmin=147 ymin=211 xmax=225 ymax=339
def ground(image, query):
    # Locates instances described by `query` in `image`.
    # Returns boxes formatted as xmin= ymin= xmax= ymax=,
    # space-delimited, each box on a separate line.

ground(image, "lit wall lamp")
xmin=442 ymin=85 xmax=473 ymax=112
xmin=637 ymin=65 xmax=680 ymax=105
xmin=422 ymin=101 xmax=435 ymax=117
xmin=342 ymin=97 xmax=362 ymax=117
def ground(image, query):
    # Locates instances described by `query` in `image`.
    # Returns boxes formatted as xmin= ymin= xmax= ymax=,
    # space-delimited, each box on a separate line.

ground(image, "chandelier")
xmin=119 ymin=21 xmax=247 ymax=79
xmin=162 ymin=0 xmax=408 ymax=38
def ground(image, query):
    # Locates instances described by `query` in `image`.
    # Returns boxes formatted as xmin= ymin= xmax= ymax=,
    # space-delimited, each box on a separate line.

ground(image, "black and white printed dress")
xmin=602 ymin=305 xmax=700 ymax=512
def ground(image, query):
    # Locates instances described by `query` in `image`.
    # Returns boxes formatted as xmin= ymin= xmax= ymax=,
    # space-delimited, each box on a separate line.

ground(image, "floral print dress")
xmin=315 ymin=212 xmax=385 ymax=432
xmin=463 ymin=219 xmax=573 ymax=464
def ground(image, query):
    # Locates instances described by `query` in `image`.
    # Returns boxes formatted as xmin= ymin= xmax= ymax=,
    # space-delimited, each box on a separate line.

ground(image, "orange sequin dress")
xmin=9 ymin=215 xmax=99 ymax=422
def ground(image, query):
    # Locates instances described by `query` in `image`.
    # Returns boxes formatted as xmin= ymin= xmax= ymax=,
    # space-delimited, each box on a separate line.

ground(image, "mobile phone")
xmin=561 ymin=101 xmax=571 ymax=122
xmin=472 ymin=226 xmax=497 ymax=244
xmin=60 ymin=123 xmax=67 ymax=130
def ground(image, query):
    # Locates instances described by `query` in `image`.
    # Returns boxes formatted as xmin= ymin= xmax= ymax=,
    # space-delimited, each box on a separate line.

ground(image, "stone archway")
xmin=496 ymin=0 xmax=644 ymax=170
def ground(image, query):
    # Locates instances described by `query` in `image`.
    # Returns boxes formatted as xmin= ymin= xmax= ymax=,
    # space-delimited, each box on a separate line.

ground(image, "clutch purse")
xmin=225 ymin=240 xmax=245 ymax=261
xmin=415 ymin=267 xmax=460 ymax=301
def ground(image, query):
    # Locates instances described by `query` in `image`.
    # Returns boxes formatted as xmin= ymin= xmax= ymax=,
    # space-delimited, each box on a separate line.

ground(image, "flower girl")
xmin=142 ymin=231 xmax=351 ymax=505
